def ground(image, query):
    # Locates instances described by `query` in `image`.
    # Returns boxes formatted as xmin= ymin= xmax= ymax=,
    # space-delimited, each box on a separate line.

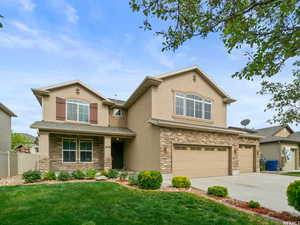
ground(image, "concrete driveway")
xmin=189 ymin=173 xmax=300 ymax=215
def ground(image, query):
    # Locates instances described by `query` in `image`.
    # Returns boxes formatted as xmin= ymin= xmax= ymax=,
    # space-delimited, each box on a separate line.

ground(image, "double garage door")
xmin=173 ymin=144 xmax=254 ymax=178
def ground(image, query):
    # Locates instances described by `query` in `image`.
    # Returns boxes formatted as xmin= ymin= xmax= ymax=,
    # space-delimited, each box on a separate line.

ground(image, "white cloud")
xmin=18 ymin=0 xmax=35 ymax=11
xmin=11 ymin=21 xmax=38 ymax=34
xmin=65 ymin=4 xmax=79 ymax=24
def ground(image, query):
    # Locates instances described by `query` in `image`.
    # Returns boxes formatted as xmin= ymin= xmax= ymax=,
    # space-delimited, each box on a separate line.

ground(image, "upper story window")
xmin=112 ymin=108 xmax=123 ymax=117
xmin=175 ymin=93 xmax=212 ymax=120
xmin=66 ymin=100 xmax=89 ymax=122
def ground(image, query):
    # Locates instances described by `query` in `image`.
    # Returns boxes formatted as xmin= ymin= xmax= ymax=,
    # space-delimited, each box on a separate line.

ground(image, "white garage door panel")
xmin=239 ymin=146 xmax=254 ymax=173
xmin=173 ymin=148 xmax=229 ymax=178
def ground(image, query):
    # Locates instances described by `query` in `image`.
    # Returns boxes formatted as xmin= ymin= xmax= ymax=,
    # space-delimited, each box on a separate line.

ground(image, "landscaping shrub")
xmin=119 ymin=171 xmax=128 ymax=180
xmin=86 ymin=168 xmax=97 ymax=179
xmin=43 ymin=171 xmax=56 ymax=181
xmin=106 ymin=169 xmax=119 ymax=179
xmin=57 ymin=171 xmax=72 ymax=181
xmin=207 ymin=186 xmax=228 ymax=197
xmin=72 ymin=170 xmax=85 ymax=179
xmin=287 ymin=180 xmax=300 ymax=212
xmin=22 ymin=170 xmax=42 ymax=183
xmin=100 ymin=170 xmax=108 ymax=177
xmin=248 ymin=200 xmax=260 ymax=208
xmin=172 ymin=176 xmax=191 ymax=188
xmin=137 ymin=171 xmax=162 ymax=190
xmin=128 ymin=174 xmax=139 ymax=185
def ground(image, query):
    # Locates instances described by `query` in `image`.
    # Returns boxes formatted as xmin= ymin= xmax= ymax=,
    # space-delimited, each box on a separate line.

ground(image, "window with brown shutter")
xmin=90 ymin=103 xmax=98 ymax=124
xmin=56 ymin=97 xmax=66 ymax=121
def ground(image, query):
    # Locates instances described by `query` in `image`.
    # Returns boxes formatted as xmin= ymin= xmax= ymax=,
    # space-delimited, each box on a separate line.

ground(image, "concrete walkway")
xmin=187 ymin=173 xmax=300 ymax=215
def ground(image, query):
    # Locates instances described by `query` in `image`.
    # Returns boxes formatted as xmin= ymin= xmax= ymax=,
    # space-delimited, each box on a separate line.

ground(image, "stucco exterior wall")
xmin=0 ymin=110 xmax=11 ymax=152
xmin=42 ymin=84 xmax=109 ymax=126
xmin=159 ymin=127 xmax=260 ymax=174
xmin=47 ymin=134 xmax=104 ymax=171
xmin=274 ymin=128 xmax=292 ymax=137
xmin=124 ymin=88 xmax=160 ymax=171
xmin=260 ymin=143 xmax=281 ymax=163
xmin=109 ymin=109 xmax=127 ymax=128
xmin=280 ymin=142 xmax=299 ymax=170
xmin=151 ymin=71 xmax=227 ymax=128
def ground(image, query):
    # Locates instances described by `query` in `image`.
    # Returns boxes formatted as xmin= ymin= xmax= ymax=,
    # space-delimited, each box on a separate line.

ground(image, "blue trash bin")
xmin=265 ymin=160 xmax=278 ymax=171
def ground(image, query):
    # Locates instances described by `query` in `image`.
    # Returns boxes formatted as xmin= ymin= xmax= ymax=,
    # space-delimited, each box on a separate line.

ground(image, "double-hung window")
xmin=175 ymin=93 xmax=212 ymax=120
xmin=63 ymin=139 xmax=76 ymax=162
xmin=66 ymin=100 xmax=89 ymax=122
xmin=80 ymin=140 xmax=93 ymax=162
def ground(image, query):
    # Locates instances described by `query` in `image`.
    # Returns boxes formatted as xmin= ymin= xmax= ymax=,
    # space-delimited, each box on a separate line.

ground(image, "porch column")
xmin=104 ymin=136 xmax=112 ymax=170
xmin=39 ymin=132 xmax=50 ymax=172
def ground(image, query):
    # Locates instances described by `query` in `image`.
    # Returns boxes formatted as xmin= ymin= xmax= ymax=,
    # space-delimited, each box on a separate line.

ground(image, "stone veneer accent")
xmin=44 ymin=134 xmax=105 ymax=172
xmin=159 ymin=128 xmax=260 ymax=174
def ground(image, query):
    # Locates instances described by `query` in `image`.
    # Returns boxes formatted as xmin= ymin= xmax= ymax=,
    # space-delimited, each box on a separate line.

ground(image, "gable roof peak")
xmin=154 ymin=65 xmax=236 ymax=104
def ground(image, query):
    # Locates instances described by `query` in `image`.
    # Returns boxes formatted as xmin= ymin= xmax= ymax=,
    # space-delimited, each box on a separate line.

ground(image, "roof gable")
xmin=156 ymin=66 xmax=235 ymax=104
xmin=0 ymin=103 xmax=17 ymax=117
xmin=32 ymin=80 xmax=113 ymax=105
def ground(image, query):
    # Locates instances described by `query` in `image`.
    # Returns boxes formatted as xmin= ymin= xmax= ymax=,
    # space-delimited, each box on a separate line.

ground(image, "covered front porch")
xmin=31 ymin=121 xmax=135 ymax=172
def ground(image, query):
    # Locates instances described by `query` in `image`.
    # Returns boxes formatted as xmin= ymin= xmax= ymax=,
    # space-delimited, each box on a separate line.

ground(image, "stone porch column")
xmin=39 ymin=132 xmax=50 ymax=172
xmin=104 ymin=136 xmax=112 ymax=170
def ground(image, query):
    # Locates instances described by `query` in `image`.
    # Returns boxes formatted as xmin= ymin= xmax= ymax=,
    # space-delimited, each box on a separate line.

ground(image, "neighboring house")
xmin=15 ymin=133 xmax=39 ymax=154
xmin=31 ymin=66 xmax=261 ymax=178
xmin=0 ymin=103 xmax=17 ymax=177
xmin=255 ymin=125 xmax=300 ymax=171
xmin=0 ymin=103 xmax=17 ymax=152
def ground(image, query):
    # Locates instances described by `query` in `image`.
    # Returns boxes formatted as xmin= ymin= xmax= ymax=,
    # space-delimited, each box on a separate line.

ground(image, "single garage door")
xmin=239 ymin=145 xmax=254 ymax=173
xmin=173 ymin=145 xmax=230 ymax=178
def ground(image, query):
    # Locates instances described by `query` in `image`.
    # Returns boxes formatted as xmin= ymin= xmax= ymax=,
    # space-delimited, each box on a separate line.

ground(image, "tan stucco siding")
xmin=280 ymin=143 xmax=299 ymax=170
xmin=109 ymin=109 xmax=127 ymax=128
xmin=275 ymin=128 xmax=292 ymax=137
xmin=0 ymin=110 xmax=11 ymax=152
xmin=151 ymin=71 xmax=227 ymax=127
xmin=124 ymin=88 xmax=160 ymax=171
xmin=260 ymin=143 xmax=280 ymax=161
xmin=42 ymin=84 xmax=109 ymax=126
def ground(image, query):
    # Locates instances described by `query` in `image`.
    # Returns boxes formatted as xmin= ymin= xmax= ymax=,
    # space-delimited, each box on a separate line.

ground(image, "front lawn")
xmin=282 ymin=172 xmax=300 ymax=177
xmin=0 ymin=182 xmax=279 ymax=225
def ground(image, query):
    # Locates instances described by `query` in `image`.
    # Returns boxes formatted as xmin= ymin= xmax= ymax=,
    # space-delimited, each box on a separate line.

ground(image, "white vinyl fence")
xmin=0 ymin=151 xmax=39 ymax=177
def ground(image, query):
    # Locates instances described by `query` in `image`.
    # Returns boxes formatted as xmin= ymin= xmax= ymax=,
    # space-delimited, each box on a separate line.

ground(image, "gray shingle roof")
xmin=255 ymin=126 xmax=300 ymax=144
xmin=31 ymin=121 xmax=135 ymax=137
xmin=108 ymin=98 xmax=126 ymax=105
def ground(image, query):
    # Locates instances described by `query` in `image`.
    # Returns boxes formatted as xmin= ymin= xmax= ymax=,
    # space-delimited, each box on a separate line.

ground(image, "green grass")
xmin=282 ymin=172 xmax=300 ymax=177
xmin=0 ymin=182 xmax=280 ymax=225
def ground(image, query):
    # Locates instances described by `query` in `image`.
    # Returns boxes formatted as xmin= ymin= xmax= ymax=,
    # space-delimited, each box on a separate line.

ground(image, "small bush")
xmin=287 ymin=180 xmax=300 ymax=212
xmin=138 ymin=171 xmax=162 ymax=190
xmin=207 ymin=186 xmax=228 ymax=197
xmin=119 ymin=171 xmax=128 ymax=180
xmin=22 ymin=170 xmax=42 ymax=183
xmin=172 ymin=176 xmax=191 ymax=188
xmin=128 ymin=174 xmax=139 ymax=185
xmin=100 ymin=170 xmax=108 ymax=177
xmin=43 ymin=171 xmax=56 ymax=181
xmin=86 ymin=168 xmax=97 ymax=179
xmin=248 ymin=200 xmax=260 ymax=208
xmin=57 ymin=171 xmax=72 ymax=181
xmin=106 ymin=169 xmax=119 ymax=179
xmin=72 ymin=170 xmax=85 ymax=179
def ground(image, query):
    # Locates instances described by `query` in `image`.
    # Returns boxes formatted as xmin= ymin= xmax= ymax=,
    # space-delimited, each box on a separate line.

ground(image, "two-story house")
xmin=0 ymin=103 xmax=17 ymax=152
xmin=31 ymin=66 xmax=261 ymax=177
xmin=0 ymin=103 xmax=17 ymax=177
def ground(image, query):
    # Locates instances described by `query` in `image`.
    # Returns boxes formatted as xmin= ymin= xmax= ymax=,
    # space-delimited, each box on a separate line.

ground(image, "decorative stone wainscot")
xmin=47 ymin=134 xmax=104 ymax=172
xmin=159 ymin=128 xmax=260 ymax=175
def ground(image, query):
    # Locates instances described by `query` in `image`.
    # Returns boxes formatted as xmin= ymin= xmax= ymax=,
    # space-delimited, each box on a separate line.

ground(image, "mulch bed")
xmin=112 ymin=180 xmax=300 ymax=223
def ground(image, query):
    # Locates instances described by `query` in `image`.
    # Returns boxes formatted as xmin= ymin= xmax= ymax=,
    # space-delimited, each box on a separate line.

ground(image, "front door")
xmin=111 ymin=141 xmax=124 ymax=169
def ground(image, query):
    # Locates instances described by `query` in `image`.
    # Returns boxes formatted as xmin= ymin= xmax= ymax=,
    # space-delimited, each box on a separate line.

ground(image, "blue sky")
xmin=0 ymin=0 xmax=295 ymax=135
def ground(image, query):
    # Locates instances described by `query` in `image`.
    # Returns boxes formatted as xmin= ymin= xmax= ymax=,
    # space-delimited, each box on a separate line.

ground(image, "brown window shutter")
xmin=90 ymin=103 xmax=98 ymax=124
xmin=56 ymin=97 xmax=66 ymax=121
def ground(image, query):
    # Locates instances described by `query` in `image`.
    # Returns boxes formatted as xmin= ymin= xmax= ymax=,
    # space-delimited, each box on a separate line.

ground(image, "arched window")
xmin=175 ymin=93 xmax=212 ymax=120
xmin=66 ymin=100 xmax=89 ymax=122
